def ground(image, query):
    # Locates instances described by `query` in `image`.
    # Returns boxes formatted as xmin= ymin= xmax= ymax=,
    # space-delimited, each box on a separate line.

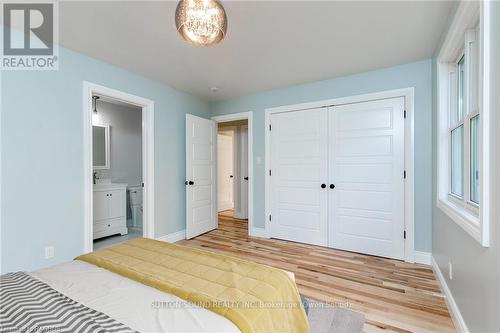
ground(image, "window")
xmin=470 ymin=115 xmax=480 ymax=204
xmin=450 ymin=125 xmax=463 ymax=197
xmin=457 ymin=55 xmax=465 ymax=122
xmin=449 ymin=55 xmax=465 ymax=198
xmin=437 ymin=0 xmax=490 ymax=246
xmin=447 ymin=28 xmax=479 ymax=210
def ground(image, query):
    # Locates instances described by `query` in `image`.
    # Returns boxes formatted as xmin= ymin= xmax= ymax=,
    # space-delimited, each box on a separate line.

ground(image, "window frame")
xmin=469 ymin=114 xmax=480 ymax=205
xmin=436 ymin=0 xmax=489 ymax=246
xmin=447 ymin=45 xmax=479 ymax=216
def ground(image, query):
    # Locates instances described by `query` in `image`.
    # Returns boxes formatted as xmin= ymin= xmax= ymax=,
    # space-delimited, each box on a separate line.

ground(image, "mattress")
xmin=30 ymin=260 xmax=240 ymax=333
xmin=76 ymin=238 xmax=307 ymax=333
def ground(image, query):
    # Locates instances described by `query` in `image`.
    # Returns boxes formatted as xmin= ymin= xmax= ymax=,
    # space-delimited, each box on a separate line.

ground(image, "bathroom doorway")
xmin=83 ymin=82 xmax=155 ymax=253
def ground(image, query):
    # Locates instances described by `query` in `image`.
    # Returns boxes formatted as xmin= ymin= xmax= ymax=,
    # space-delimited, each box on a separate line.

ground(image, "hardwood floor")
xmin=178 ymin=211 xmax=455 ymax=333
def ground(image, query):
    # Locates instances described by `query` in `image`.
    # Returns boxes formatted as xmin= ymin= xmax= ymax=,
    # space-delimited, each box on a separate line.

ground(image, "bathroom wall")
xmin=93 ymin=100 xmax=142 ymax=188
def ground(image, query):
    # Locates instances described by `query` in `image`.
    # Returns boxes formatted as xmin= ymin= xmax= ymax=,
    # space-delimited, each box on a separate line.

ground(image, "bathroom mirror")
xmin=92 ymin=125 xmax=110 ymax=169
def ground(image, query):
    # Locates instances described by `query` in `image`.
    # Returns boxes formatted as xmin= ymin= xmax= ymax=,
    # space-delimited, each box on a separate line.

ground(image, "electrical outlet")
xmin=44 ymin=246 xmax=54 ymax=259
xmin=448 ymin=262 xmax=453 ymax=280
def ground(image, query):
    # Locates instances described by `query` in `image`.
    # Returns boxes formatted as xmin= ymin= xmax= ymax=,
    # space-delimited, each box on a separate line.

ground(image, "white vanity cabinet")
xmin=93 ymin=183 xmax=128 ymax=239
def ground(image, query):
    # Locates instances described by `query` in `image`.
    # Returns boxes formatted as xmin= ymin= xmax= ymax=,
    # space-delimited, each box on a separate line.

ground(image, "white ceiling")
xmin=60 ymin=1 xmax=454 ymax=101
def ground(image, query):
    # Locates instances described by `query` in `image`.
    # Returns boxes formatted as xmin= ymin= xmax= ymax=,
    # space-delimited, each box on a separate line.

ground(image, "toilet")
xmin=127 ymin=186 xmax=143 ymax=230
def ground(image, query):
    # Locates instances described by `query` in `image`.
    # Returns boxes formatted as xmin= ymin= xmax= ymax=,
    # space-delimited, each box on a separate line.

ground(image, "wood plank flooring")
xmin=178 ymin=211 xmax=455 ymax=333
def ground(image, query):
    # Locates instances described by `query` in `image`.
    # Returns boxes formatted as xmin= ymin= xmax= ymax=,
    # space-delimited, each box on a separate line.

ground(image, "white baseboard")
xmin=413 ymin=251 xmax=432 ymax=265
xmin=431 ymin=256 xmax=469 ymax=333
xmin=156 ymin=229 xmax=186 ymax=243
xmin=249 ymin=227 xmax=269 ymax=238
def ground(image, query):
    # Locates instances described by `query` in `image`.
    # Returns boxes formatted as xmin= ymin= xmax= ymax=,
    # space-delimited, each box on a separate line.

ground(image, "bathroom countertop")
xmin=93 ymin=183 xmax=128 ymax=191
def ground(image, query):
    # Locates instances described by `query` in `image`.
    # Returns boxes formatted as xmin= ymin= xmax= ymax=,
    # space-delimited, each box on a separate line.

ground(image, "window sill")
xmin=437 ymin=198 xmax=483 ymax=244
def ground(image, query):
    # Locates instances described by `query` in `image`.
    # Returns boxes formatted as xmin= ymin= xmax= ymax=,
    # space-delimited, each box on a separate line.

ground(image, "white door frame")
xmin=211 ymin=112 xmax=254 ymax=236
xmin=265 ymin=88 xmax=416 ymax=263
xmin=82 ymin=81 xmax=155 ymax=253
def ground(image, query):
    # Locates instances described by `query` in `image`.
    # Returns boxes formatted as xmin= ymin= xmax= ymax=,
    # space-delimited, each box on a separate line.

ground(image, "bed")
xmin=0 ymin=238 xmax=308 ymax=333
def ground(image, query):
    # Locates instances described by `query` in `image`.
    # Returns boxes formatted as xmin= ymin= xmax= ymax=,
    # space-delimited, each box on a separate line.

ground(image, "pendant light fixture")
xmin=175 ymin=0 xmax=227 ymax=46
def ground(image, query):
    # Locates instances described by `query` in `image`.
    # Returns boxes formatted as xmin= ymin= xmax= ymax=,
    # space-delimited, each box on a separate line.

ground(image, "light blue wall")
xmin=0 ymin=48 xmax=435 ymax=273
xmin=431 ymin=3 xmax=500 ymax=332
xmin=210 ymin=60 xmax=433 ymax=252
xmin=0 ymin=47 xmax=209 ymax=273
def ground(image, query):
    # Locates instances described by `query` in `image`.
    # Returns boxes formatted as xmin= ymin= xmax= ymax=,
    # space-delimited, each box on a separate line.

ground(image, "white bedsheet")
xmin=30 ymin=260 xmax=240 ymax=333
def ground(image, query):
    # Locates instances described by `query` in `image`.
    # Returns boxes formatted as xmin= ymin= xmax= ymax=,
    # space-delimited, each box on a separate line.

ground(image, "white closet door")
xmin=217 ymin=132 xmax=234 ymax=212
xmin=329 ymin=97 xmax=405 ymax=260
xmin=239 ymin=126 xmax=249 ymax=219
xmin=186 ymin=114 xmax=217 ymax=239
xmin=270 ymin=108 xmax=328 ymax=246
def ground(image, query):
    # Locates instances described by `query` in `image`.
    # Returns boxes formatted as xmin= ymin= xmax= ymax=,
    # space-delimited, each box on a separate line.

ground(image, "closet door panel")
xmin=239 ymin=126 xmax=249 ymax=219
xmin=217 ymin=132 xmax=234 ymax=212
xmin=270 ymin=108 xmax=328 ymax=246
xmin=328 ymin=97 xmax=405 ymax=260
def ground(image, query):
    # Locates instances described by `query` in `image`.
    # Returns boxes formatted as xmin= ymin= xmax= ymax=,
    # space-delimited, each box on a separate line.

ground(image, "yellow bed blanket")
xmin=76 ymin=238 xmax=309 ymax=333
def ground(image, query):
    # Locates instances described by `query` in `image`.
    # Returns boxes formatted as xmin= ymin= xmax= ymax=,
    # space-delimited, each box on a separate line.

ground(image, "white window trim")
xmin=436 ymin=1 xmax=490 ymax=246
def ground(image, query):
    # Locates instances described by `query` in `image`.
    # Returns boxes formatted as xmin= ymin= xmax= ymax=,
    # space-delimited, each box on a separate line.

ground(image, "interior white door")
xmin=186 ymin=114 xmax=217 ymax=239
xmin=329 ymin=97 xmax=405 ymax=260
xmin=217 ymin=131 xmax=234 ymax=212
xmin=270 ymin=108 xmax=328 ymax=246
xmin=239 ymin=126 xmax=249 ymax=219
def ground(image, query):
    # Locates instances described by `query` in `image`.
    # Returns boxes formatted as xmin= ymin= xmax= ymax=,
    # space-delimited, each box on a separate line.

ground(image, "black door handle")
xmin=330 ymin=184 xmax=335 ymax=189
xmin=244 ymin=177 xmax=248 ymax=180
xmin=189 ymin=180 xmax=194 ymax=185
xmin=229 ymin=175 xmax=233 ymax=178
xmin=321 ymin=184 xmax=326 ymax=189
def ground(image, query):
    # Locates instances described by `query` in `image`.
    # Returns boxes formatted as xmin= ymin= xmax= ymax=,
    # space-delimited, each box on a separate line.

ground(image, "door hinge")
xmin=269 ymin=169 xmax=272 ymax=176
xmin=269 ymin=214 xmax=272 ymax=222
xmin=404 ymin=230 xmax=407 ymax=239
xmin=404 ymin=110 xmax=407 ymax=119
xmin=403 ymin=170 xmax=407 ymax=179
xmin=269 ymin=124 xmax=272 ymax=131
